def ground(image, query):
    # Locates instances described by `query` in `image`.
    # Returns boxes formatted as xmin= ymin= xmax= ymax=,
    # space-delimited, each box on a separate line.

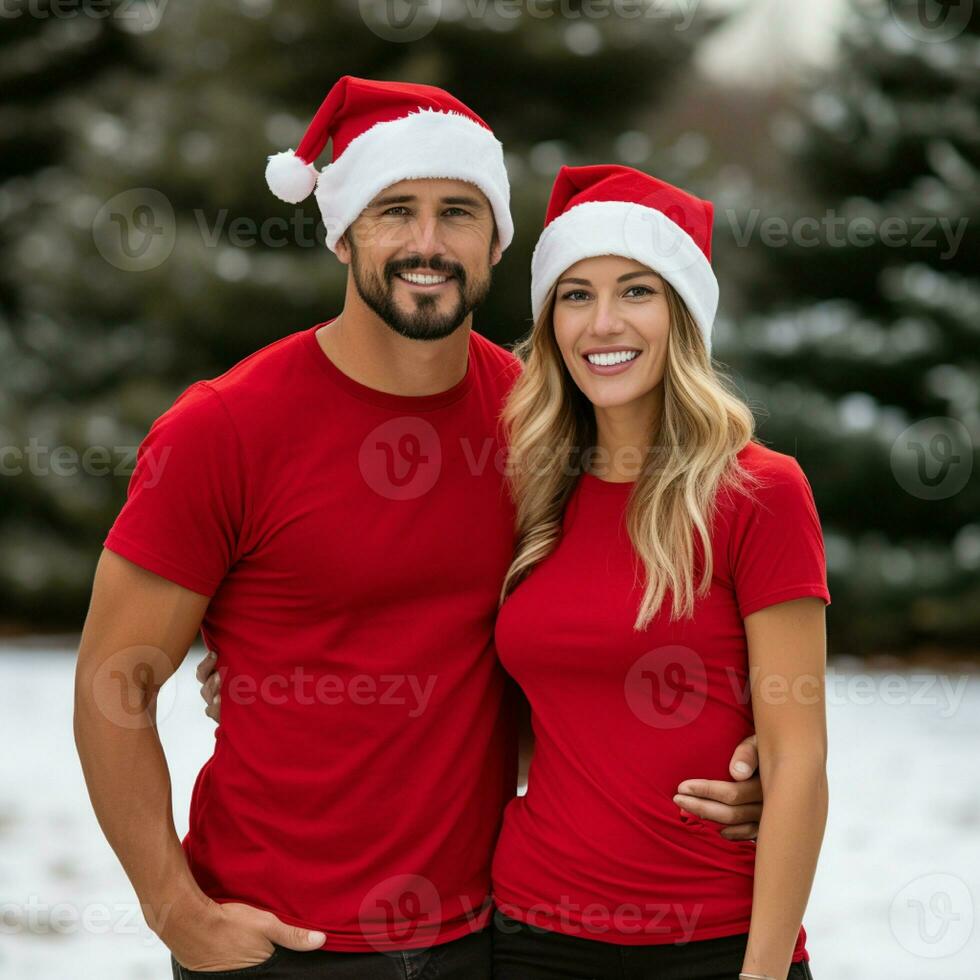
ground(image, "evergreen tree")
xmin=1 ymin=0 xmax=725 ymax=626
xmin=724 ymin=0 xmax=979 ymax=654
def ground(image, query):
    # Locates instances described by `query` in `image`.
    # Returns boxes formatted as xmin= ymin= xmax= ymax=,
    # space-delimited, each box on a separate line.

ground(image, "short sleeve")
xmin=727 ymin=455 xmax=831 ymax=619
xmin=103 ymin=381 xmax=246 ymax=597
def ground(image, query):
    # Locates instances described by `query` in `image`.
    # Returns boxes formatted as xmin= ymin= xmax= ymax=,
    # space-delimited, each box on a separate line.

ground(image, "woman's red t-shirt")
xmin=491 ymin=440 xmax=831 ymax=962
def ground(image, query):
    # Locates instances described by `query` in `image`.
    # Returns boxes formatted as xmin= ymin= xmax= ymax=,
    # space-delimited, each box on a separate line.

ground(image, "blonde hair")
xmin=499 ymin=275 xmax=763 ymax=630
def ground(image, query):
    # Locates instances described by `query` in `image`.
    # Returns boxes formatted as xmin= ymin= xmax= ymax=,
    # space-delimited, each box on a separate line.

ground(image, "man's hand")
xmin=673 ymin=734 xmax=762 ymax=840
xmin=197 ymin=649 xmax=221 ymax=723
xmin=164 ymin=896 xmax=325 ymax=972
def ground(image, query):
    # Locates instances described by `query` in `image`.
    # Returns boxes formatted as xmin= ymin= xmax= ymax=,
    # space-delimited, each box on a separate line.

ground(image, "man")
xmin=74 ymin=76 xmax=766 ymax=980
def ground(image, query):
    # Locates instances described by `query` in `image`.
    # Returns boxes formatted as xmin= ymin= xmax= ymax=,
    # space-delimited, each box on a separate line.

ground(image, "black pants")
xmin=170 ymin=925 xmax=491 ymax=979
xmin=492 ymin=910 xmax=815 ymax=980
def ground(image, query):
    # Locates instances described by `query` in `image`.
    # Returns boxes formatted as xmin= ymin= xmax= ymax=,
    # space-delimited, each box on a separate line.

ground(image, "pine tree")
xmin=0 ymin=2 xmax=141 ymax=625
xmin=724 ymin=0 xmax=980 ymax=655
xmin=1 ymin=0 xmax=725 ymax=626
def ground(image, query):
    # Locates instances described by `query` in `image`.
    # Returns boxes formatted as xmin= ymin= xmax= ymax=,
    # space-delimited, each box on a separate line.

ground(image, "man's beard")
xmin=348 ymin=241 xmax=493 ymax=342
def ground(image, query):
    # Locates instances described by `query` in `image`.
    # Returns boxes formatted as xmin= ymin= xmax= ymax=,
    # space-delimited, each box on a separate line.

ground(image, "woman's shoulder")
xmin=734 ymin=439 xmax=808 ymax=482
xmin=721 ymin=440 xmax=817 ymax=524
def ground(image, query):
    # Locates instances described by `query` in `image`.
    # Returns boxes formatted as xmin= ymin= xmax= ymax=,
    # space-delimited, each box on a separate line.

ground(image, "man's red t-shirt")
xmin=491 ymin=441 xmax=831 ymax=962
xmin=103 ymin=319 xmax=522 ymax=952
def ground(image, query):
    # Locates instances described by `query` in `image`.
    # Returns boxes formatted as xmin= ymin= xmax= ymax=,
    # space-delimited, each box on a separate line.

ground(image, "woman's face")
xmin=552 ymin=255 xmax=670 ymax=410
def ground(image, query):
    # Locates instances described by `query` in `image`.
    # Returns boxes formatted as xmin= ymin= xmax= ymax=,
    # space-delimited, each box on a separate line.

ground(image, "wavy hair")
xmin=499 ymin=275 xmax=764 ymax=630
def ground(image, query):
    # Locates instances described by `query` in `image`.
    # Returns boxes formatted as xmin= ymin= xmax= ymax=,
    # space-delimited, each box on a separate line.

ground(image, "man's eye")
xmin=444 ymin=208 xmax=470 ymax=217
xmin=383 ymin=207 xmax=410 ymax=216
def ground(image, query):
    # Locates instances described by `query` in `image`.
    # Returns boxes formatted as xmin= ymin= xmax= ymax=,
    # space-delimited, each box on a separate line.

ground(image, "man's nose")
xmin=405 ymin=215 xmax=445 ymax=254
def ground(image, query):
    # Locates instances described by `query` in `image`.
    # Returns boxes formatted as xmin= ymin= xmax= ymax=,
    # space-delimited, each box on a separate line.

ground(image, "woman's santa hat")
xmin=266 ymin=75 xmax=513 ymax=254
xmin=531 ymin=164 xmax=718 ymax=355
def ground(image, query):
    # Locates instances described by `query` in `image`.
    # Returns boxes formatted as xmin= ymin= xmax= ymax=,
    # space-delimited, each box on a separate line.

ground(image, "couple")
xmin=74 ymin=76 xmax=830 ymax=980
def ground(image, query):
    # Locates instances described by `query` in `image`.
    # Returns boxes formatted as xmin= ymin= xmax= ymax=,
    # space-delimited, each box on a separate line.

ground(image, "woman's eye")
xmin=560 ymin=290 xmax=589 ymax=301
xmin=625 ymin=285 xmax=656 ymax=298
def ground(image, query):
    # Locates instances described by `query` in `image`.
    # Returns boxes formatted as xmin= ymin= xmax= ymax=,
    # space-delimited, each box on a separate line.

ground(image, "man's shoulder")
xmin=147 ymin=326 xmax=314 ymax=443
xmin=470 ymin=329 xmax=522 ymax=392
xmin=202 ymin=325 xmax=313 ymax=400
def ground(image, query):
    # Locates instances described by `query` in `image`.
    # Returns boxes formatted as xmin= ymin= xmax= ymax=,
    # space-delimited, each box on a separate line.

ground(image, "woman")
xmin=490 ymin=164 xmax=830 ymax=980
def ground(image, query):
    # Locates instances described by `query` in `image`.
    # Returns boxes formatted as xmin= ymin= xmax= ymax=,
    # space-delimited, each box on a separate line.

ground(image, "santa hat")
xmin=266 ymin=75 xmax=513 ymax=254
xmin=530 ymin=164 xmax=718 ymax=355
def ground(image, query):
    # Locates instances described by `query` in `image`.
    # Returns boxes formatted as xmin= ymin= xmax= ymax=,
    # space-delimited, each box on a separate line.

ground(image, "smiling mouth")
xmin=585 ymin=350 xmax=640 ymax=366
xmin=396 ymin=271 xmax=454 ymax=288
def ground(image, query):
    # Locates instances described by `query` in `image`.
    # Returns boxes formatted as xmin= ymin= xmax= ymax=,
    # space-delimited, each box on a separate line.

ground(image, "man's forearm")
xmin=73 ymin=658 xmax=211 ymax=940
xmin=741 ymin=754 xmax=828 ymax=979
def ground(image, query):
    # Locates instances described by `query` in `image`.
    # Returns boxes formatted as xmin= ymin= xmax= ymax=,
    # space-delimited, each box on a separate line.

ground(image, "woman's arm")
xmin=740 ymin=595 xmax=829 ymax=980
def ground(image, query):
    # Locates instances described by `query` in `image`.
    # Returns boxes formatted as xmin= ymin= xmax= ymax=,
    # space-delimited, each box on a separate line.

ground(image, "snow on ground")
xmin=1 ymin=640 xmax=978 ymax=979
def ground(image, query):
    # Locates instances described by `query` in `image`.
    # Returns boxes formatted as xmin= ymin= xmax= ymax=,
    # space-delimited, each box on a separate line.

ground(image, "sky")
xmin=697 ymin=0 xmax=850 ymax=85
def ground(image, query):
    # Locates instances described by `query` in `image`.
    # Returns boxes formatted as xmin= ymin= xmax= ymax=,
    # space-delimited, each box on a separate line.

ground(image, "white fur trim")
xmin=530 ymin=200 xmax=718 ymax=355
xmin=314 ymin=108 xmax=513 ymax=252
xmin=266 ymin=150 xmax=319 ymax=204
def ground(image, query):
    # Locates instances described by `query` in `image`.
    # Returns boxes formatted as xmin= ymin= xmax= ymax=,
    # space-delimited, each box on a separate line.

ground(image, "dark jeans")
xmin=492 ymin=910 xmax=815 ymax=980
xmin=170 ymin=925 xmax=491 ymax=979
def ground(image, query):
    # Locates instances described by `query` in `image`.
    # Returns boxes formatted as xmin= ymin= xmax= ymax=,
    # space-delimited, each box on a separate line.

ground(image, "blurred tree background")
xmin=0 ymin=0 xmax=976 ymax=657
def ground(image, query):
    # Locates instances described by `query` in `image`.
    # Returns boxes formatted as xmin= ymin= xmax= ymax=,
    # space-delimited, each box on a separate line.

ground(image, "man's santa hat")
xmin=266 ymin=75 xmax=513 ymax=254
xmin=530 ymin=164 xmax=718 ymax=355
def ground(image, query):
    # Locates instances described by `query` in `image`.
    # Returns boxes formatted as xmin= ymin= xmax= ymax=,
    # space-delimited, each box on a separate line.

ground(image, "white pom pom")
xmin=265 ymin=150 xmax=318 ymax=204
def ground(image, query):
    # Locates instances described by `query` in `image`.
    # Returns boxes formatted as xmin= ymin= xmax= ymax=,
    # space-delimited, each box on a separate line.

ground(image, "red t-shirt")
xmin=491 ymin=441 xmax=831 ymax=961
xmin=103 ymin=319 xmax=522 ymax=952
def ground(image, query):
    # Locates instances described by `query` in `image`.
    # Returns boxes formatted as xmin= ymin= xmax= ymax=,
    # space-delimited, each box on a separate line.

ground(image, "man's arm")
xmin=673 ymin=736 xmax=763 ymax=841
xmin=74 ymin=549 xmax=325 ymax=970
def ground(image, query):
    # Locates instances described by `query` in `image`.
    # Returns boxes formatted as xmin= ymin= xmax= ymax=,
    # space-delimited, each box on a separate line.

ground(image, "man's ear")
xmin=490 ymin=227 xmax=502 ymax=268
xmin=334 ymin=231 xmax=352 ymax=266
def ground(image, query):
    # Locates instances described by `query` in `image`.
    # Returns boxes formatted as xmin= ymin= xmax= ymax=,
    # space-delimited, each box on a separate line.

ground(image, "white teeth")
xmin=586 ymin=350 xmax=640 ymax=366
xmin=400 ymin=272 xmax=449 ymax=285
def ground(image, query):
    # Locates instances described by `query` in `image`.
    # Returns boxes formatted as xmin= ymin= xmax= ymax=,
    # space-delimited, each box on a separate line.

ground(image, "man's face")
xmin=337 ymin=178 xmax=502 ymax=342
